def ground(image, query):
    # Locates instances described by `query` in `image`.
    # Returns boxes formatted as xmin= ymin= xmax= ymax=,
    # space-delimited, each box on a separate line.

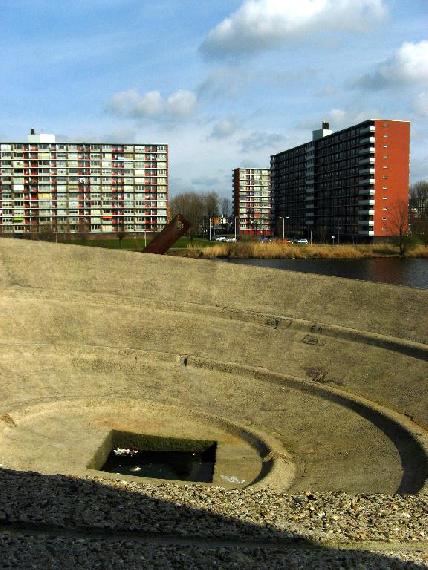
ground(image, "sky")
xmin=0 ymin=0 xmax=427 ymax=197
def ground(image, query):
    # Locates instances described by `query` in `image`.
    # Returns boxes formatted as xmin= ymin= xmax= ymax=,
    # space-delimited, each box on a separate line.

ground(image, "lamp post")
xmin=278 ymin=215 xmax=290 ymax=240
xmin=278 ymin=216 xmax=284 ymax=240
xmin=234 ymin=216 xmax=238 ymax=240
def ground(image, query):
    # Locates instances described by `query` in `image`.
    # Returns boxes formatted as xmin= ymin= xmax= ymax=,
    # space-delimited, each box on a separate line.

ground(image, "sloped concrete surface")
xmin=0 ymin=239 xmax=427 ymax=567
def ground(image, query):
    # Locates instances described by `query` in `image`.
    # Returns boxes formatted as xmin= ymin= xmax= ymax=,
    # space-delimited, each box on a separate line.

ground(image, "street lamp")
xmin=278 ymin=216 xmax=289 ymax=240
xmin=234 ymin=216 xmax=238 ymax=240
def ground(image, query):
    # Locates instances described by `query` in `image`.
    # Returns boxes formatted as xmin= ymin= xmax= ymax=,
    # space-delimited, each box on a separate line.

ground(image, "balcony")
xmin=359 ymin=125 xmax=376 ymax=134
xmin=358 ymin=178 xmax=375 ymax=185
xmin=358 ymin=199 xmax=375 ymax=206
xmin=358 ymin=157 xmax=375 ymax=165
xmin=360 ymin=136 xmax=376 ymax=144
xmin=358 ymin=219 xmax=374 ymax=226
xmin=358 ymin=188 xmax=375 ymax=196
xmin=358 ymin=229 xmax=375 ymax=236
xmin=358 ymin=147 xmax=375 ymax=155
xmin=359 ymin=167 xmax=375 ymax=175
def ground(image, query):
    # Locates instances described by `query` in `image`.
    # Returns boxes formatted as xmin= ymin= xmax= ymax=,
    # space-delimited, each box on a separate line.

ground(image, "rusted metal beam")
xmin=142 ymin=214 xmax=191 ymax=254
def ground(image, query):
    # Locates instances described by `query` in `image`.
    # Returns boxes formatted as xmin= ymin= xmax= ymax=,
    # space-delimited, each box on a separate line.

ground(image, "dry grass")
xmin=179 ymin=242 xmax=428 ymax=259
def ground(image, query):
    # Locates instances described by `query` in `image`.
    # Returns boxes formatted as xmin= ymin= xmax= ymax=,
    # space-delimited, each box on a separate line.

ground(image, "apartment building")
xmin=0 ymin=130 xmax=168 ymax=236
xmin=271 ymin=120 xmax=410 ymax=242
xmin=233 ymin=168 xmax=272 ymax=236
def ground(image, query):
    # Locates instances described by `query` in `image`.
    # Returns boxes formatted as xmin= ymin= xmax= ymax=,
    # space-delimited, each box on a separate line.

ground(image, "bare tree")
xmin=221 ymin=197 xmax=232 ymax=219
xmin=409 ymin=180 xmax=428 ymax=217
xmin=170 ymin=192 xmax=205 ymax=235
xmin=170 ymin=191 xmax=220 ymax=237
xmin=77 ymin=217 xmax=90 ymax=243
xmin=409 ymin=180 xmax=428 ymax=244
xmin=117 ymin=229 xmax=127 ymax=248
xmin=38 ymin=223 xmax=57 ymax=242
xmin=386 ymin=199 xmax=410 ymax=256
xmin=204 ymin=192 xmax=220 ymax=220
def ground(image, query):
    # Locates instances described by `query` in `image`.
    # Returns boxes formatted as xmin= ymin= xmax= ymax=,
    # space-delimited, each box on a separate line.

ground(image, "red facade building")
xmin=271 ymin=120 xmax=410 ymax=242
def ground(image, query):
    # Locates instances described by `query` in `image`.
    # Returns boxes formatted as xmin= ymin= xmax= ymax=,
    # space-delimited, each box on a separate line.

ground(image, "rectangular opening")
xmin=91 ymin=431 xmax=217 ymax=483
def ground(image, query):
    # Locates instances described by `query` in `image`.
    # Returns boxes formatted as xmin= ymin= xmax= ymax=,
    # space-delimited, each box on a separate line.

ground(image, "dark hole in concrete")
xmin=96 ymin=431 xmax=217 ymax=483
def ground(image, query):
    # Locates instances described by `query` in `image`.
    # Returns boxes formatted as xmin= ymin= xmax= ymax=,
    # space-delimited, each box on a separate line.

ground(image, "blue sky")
xmin=0 ymin=0 xmax=427 ymax=196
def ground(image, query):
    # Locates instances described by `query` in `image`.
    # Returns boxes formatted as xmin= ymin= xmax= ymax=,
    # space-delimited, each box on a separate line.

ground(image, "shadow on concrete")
xmin=0 ymin=468 xmax=425 ymax=568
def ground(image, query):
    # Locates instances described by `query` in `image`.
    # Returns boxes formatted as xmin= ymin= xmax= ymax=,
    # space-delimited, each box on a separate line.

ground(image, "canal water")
xmin=223 ymin=257 xmax=428 ymax=289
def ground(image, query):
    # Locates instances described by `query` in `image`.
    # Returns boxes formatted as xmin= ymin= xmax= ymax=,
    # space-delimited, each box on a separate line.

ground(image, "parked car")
xmin=214 ymin=236 xmax=227 ymax=242
xmin=295 ymin=238 xmax=309 ymax=245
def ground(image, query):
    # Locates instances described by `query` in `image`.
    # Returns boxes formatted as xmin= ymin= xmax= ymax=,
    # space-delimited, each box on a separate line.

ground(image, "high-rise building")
xmin=271 ymin=120 xmax=410 ymax=242
xmin=233 ymin=168 xmax=272 ymax=236
xmin=0 ymin=130 xmax=168 ymax=236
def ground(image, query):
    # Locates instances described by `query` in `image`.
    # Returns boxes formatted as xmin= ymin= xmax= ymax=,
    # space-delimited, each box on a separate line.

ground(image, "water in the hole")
xmin=102 ymin=445 xmax=216 ymax=482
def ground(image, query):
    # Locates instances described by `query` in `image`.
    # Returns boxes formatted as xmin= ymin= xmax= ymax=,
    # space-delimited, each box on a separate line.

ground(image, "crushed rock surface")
xmin=0 ymin=470 xmax=427 ymax=567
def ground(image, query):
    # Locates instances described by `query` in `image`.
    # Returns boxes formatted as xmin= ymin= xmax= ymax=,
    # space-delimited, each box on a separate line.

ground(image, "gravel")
xmin=0 ymin=469 xmax=427 ymax=567
xmin=1 ymin=535 xmax=427 ymax=569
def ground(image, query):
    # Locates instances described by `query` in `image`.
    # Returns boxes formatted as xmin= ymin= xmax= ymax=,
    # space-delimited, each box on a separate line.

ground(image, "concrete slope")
xmin=0 ymin=238 xmax=426 ymax=496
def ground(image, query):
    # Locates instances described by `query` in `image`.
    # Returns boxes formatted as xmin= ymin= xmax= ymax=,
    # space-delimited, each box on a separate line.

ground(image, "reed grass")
xmin=179 ymin=242 xmax=428 ymax=259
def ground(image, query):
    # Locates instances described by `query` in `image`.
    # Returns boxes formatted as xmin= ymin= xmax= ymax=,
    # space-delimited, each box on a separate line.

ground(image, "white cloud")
xmin=296 ymin=108 xmax=380 ymax=131
xmin=108 ymin=89 xmax=197 ymax=120
xmin=239 ymin=131 xmax=287 ymax=153
xmin=414 ymin=92 xmax=428 ymax=117
xmin=209 ymin=119 xmax=239 ymax=139
xmin=200 ymin=0 xmax=387 ymax=59
xmin=325 ymin=108 xmax=380 ymax=129
xmin=356 ymin=40 xmax=428 ymax=89
xmin=166 ymin=90 xmax=198 ymax=117
xmin=57 ymin=127 xmax=137 ymax=144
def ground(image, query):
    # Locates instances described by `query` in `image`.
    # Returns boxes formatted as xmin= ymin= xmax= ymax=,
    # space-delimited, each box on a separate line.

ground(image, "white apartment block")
xmin=233 ymin=168 xmax=272 ymax=236
xmin=0 ymin=130 xmax=168 ymax=235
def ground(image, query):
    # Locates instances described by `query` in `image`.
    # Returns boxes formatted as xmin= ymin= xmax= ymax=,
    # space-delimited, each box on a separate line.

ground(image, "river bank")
xmin=171 ymin=242 xmax=428 ymax=260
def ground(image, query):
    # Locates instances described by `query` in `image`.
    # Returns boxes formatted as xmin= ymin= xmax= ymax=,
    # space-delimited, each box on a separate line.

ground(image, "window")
xmin=383 ymin=145 xmax=388 ymax=148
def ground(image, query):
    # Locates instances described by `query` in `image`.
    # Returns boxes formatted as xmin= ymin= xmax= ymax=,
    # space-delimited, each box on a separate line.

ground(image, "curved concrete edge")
xmin=185 ymin=408 xmax=296 ymax=491
xmin=2 ymin=345 xmax=426 ymax=492
xmin=0 ymin=397 xmax=296 ymax=492
xmin=186 ymin=355 xmax=428 ymax=495
xmin=175 ymin=301 xmax=428 ymax=360
xmin=2 ymin=287 xmax=427 ymax=359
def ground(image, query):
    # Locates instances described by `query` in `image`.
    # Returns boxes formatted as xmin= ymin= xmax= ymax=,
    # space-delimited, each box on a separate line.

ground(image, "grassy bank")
xmin=15 ymin=235 xmax=427 ymax=258
xmin=174 ymin=242 xmax=428 ymax=259
xmin=51 ymin=235 xmax=214 ymax=251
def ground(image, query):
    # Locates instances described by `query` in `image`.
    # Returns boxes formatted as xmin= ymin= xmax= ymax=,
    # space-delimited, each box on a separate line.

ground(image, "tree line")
xmin=170 ymin=192 xmax=232 ymax=235
xmin=409 ymin=180 xmax=428 ymax=243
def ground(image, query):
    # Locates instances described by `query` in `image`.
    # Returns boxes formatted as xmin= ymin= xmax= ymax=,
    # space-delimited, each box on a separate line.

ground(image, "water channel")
xmin=222 ymin=257 xmax=428 ymax=289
